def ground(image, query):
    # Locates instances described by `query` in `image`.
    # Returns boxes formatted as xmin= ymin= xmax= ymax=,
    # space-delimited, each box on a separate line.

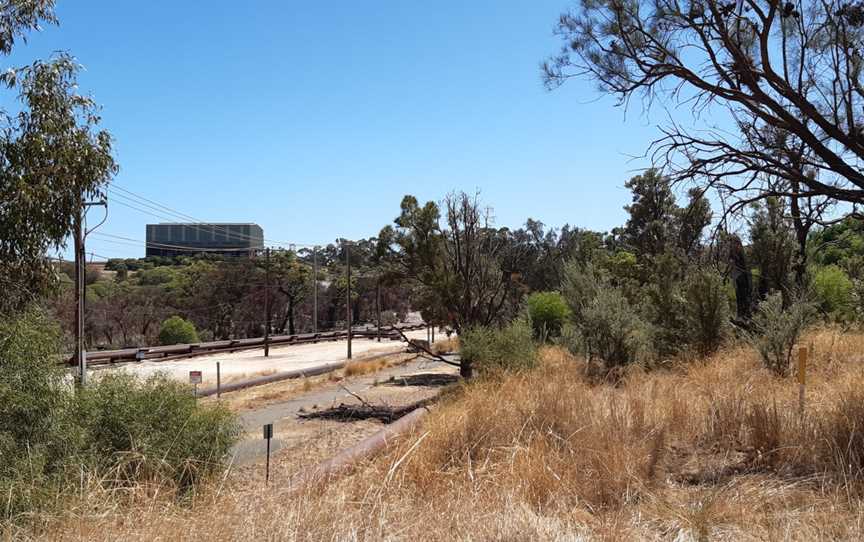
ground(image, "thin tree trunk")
xmin=788 ymin=185 xmax=809 ymax=289
xmin=288 ymin=298 xmax=296 ymax=335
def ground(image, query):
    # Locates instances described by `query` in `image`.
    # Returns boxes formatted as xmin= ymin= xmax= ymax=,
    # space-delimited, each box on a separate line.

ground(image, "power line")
xmin=108 ymin=193 xmax=271 ymax=247
xmin=93 ymin=232 xmax=269 ymax=253
xmin=108 ymin=183 xmax=318 ymax=248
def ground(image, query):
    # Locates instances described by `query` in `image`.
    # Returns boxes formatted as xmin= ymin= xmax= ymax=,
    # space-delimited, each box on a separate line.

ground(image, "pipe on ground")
xmin=197 ymin=362 xmax=346 ymax=397
xmin=197 ymin=351 xmax=420 ymax=398
xmin=288 ymin=405 xmax=431 ymax=489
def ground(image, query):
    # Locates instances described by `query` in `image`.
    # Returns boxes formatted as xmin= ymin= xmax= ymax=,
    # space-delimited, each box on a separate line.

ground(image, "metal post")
xmin=264 ymin=247 xmax=271 ymax=357
xmin=376 ymin=279 xmax=381 ymax=342
xmin=74 ymin=197 xmax=86 ymax=388
xmin=345 ymin=241 xmax=352 ymax=360
xmin=216 ymin=361 xmax=221 ymax=399
xmin=313 ymin=246 xmax=318 ymax=334
xmin=266 ymin=437 xmax=271 ymax=483
xmin=432 ymin=324 xmax=435 ymax=343
xmin=263 ymin=423 xmax=273 ymax=484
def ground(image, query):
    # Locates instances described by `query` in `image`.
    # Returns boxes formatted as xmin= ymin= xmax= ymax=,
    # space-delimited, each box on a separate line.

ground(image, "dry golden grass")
xmin=207 ymin=353 xmax=416 ymax=411
xmin=343 ymin=357 xmax=390 ymax=377
xmin=14 ymin=328 xmax=864 ymax=540
xmin=431 ymin=335 xmax=459 ymax=354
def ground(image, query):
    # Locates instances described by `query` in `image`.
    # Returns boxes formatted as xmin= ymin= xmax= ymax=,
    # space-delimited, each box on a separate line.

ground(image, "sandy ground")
xmin=98 ymin=329 xmax=430 ymax=385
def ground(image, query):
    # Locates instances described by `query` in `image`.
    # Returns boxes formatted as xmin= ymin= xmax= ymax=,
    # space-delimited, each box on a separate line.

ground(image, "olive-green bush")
xmin=0 ymin=309 xmax=81 ymax=518
xmin=0 ymin=308 xmax=239 ymax=521
xmin=159 ymin=316 xmax=200 ymax=345
xmin=526 ymin=291 xmax=571 ymax=341
xmin=460 ymin=318 xmax=537 ymax=373
xmin=579 ymin=287 xmax=651 ymax=367
xmin=748 ymin=293 xmax=816 ymax=376
xmin=76 ymin=372 xmax=240 ymax=488
xmin=813 ymin=265 xmax=855 ymax=321
xmin=684 ymin=268 xmax=730 ymax=355
xmin=562 ymin=262 xmax=650 ymax=367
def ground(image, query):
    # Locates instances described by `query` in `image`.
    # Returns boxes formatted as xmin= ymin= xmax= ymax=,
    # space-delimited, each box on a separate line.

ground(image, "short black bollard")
xmin=263 ymin=423 xmax=273 ymax=483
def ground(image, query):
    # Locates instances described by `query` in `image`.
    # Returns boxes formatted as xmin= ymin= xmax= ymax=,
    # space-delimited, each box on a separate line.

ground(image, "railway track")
xmin=64 ymin=323 xmax=428 ymax=367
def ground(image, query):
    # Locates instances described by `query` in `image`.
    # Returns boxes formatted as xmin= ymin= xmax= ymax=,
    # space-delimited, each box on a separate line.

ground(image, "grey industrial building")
xmin=145 ymin=223 xmax=264 ymax=258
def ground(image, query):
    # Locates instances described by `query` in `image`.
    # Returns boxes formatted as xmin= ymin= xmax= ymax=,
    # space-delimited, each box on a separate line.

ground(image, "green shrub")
xmin=579 ymin=287 xmax=650 ymax=367
xmin=854 ymin=279 xmax=864 ymax=321
xmin=0 ymin=309 xmax=238 ymax=521
xmin=813 ymin=265 xmax=854 ymax=320
xmin=748 ymin=293 xmax=816 ymax=376
xmin=460 ymin=318 xmax=537 ymax=373
xmin=0 ymin=309 xmax=81 ymax=517
xmin=562 ymin=261 xmax=649 ymax=367
xmin=561 ymin=261 xmax=604 ymax=323
xmin=76 ymin=372 xmax=240 ymax=488
xmin=159 ymin=316 xmax=199 ymax=345
xmin=684 ymin=268 xmax=730 ymax=356
xmin=137 ymin=266 xmax=176 ymax=286
xmin=641 ymin=270 xmax=687 ymax=358
xmin=526 ymin=291 xmax=571 ymax=341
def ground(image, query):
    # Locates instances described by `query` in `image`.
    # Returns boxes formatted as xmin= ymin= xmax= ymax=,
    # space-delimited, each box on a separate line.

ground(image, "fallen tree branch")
xmin=338 ymin=383 xmax=374 ymax=409
xmin=392 ymin=326 xmax=462 ymax=368
xmin=298 ymin=397 xmax=434 ymax=423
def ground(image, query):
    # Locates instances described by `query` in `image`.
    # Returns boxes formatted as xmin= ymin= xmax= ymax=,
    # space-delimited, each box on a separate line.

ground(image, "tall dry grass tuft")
xmin=393 ymin=350 xmax=666 ymax=510
xmin=343 ymin=357 xmax=389 ymax=377
xmin=821 ymin=387 xmax=864 ymax=484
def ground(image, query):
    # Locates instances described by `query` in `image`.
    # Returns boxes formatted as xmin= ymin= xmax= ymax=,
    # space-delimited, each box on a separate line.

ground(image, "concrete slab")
xmin=102 ymin=329 xmax=430 ymax=385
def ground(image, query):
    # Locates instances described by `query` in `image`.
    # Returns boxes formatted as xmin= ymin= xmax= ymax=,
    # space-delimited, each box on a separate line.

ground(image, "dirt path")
xmin=226 ymin=356 xmax=458 ymax=467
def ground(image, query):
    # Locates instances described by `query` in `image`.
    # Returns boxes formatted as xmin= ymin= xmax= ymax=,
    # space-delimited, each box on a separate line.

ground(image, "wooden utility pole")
xmin=74 ymin=199 xmax=86 ymax=387
xmin=264 ymin=247 xmax=271 ymax=357
xmin=345 ymin=241 xmax=352 ymax=359
xmin=313 ymin=246 xmax=318 ymax=333
xmin=73 ymin=198 xmax=107 ymax=388
xmin=376 ymin=279 xmax=381 ymax=342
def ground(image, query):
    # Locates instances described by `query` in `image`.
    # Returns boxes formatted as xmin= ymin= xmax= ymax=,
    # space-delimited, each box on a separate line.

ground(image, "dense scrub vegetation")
xmin=0 ymin=310 xmax=240 ymax=522
xmin=393 ymin=178 xmax=864 ymax=376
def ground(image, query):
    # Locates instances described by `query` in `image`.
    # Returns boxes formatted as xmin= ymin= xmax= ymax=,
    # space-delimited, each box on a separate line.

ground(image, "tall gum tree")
xmin=0 ymin=2 xmax=117 ymax=312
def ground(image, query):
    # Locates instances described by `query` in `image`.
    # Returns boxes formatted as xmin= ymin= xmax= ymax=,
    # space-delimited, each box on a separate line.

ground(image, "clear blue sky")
xmin=9 ymin=1 xmax=667 ymax=259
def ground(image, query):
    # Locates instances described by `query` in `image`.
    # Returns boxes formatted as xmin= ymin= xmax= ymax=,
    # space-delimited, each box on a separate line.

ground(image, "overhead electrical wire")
xmin=107 ymin=183 xmax=319 ymax=248
xmin=108 ymin=193 xmax=273 ymax=247
xmin=92 ymin=232 xmax=267 ymax=253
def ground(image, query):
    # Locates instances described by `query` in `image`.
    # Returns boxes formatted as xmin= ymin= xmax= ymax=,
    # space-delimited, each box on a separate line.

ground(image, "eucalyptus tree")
xmin=377 ymin=192 xmax=521 ymax=376
xmin=0 ymin=2 xmax=117 ymax=312
xmin=269 ymin=250 xmax=311 ymax=335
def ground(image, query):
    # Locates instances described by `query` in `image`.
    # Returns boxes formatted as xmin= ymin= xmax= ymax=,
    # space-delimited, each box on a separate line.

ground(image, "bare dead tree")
xmin=377 ymin=192 xmax=520 ymax=377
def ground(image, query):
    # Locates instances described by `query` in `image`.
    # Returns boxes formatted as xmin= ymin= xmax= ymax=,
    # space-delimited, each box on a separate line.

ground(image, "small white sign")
xmin=189 ymin=370 xmax=203 ymax=385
